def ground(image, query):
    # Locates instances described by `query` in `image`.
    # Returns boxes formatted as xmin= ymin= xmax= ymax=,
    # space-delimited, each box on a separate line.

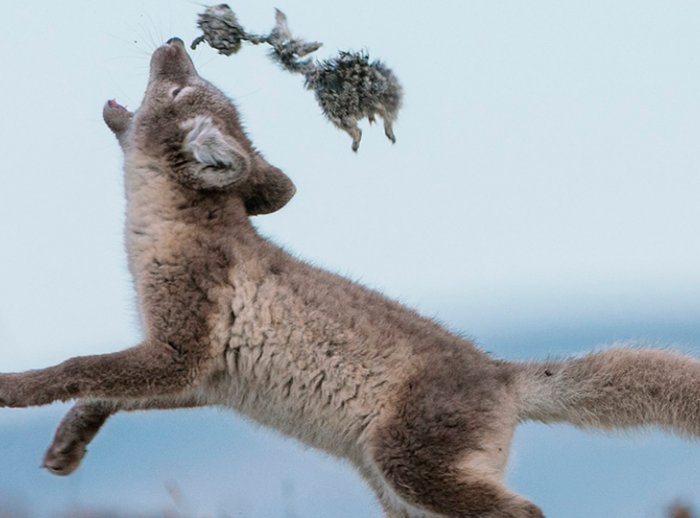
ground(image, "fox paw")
xmin=43 ymin=437 xmax=87 ymax=476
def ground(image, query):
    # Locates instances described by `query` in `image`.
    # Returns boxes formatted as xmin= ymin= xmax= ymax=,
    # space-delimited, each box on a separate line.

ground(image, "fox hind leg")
xmin=367 ymin=372 xmax=541 ymax=517
xmin=370 ymin=435 xmax=542 ymax=518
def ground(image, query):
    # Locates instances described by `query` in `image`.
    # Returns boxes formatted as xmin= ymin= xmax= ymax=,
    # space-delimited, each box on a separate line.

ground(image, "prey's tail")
xmin=513 ymin=348 xmax=700 ymax=435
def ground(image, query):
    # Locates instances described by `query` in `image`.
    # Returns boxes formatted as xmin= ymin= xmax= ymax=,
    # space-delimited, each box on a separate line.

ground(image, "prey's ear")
xmin=180 ymin=116 xmax=250 ymax=189
xmin=241 ymin=154 xmax=296 ymax=215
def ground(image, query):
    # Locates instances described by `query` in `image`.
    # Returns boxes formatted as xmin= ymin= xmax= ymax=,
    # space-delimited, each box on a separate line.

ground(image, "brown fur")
xmin=3 ymin=40 xmax=700 ymax=517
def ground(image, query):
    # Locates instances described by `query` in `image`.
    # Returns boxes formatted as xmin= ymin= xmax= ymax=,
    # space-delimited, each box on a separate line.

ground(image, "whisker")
xmin=103 ymin=32 xmax=151 ymax=57
xmin=137 ymin=17 xmax=159 ymax=51
xmin=145 ymin=12 xmax=165 ymax=45
xmin=112 ymin=84 xmax=138 ymax=110
xmin=102 ymin=55 xmax=150 ymax=63
xmin=193 ymin=52 xmax=219 ymax=71
xmin=106 ymin=14 xmax=156 ymax=56
xmin=167 ymin=4 xmax=173 ymax=42
xmin=190 ymin=40 xmax=212 ymax=67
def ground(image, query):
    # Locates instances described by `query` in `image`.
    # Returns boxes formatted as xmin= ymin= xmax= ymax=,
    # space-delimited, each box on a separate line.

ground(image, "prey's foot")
xmin=384 ymin=121 xmax=396 ymax=144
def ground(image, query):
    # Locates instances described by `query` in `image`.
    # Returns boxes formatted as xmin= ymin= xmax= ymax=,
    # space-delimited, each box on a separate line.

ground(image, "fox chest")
xmin=202 ymin=274 xmax=383 ymax=456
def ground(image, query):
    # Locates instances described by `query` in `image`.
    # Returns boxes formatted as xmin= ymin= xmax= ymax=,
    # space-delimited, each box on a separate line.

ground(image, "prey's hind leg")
xmin=43 ymin=394 xmax=203 ymax=475
xmin=367 ymin=368 xmax=540 ymax=517
xmin=383 ymin=117 xmax=396 ymax=144
xmin=336 ymin=117 xmax=362 ymax=151
xmin=374 ymin=105 xmax=396 ymax=144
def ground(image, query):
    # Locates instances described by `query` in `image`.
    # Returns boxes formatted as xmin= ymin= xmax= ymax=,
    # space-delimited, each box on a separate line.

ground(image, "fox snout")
xmin=149 ymin=37 xmax=198 ymax=83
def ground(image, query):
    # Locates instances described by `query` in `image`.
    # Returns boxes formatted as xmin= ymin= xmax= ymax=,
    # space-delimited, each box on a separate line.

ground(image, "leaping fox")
xmin=2 ymin=38 xmax=699 ymax=518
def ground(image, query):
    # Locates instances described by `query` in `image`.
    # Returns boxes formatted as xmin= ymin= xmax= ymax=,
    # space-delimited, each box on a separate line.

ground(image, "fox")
xmin=2 ymin=37 xmax=700 ymax=518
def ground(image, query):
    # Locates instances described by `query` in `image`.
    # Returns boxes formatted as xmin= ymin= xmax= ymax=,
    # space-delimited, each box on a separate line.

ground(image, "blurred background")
xmin=1 ymin=0 xmax=700 ymax=516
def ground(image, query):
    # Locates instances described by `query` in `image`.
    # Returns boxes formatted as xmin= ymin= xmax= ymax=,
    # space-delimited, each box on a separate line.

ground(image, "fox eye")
xmin=171 ymin=87 xmax=183 ymax=98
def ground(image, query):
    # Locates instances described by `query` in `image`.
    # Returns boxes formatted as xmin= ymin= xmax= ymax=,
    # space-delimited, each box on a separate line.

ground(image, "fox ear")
xmin=181 ymin=116 xmax=250 ymax=189
xmin=241 ymin=154 xmax=296 ymax=215
xmin=103 ymin=100 xmax=133 ymax=148
xmin=179 ymin=116 xmax=294 ymax=212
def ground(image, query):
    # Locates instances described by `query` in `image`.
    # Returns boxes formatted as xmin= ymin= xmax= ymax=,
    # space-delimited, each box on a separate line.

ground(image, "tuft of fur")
xmin=514 ymin=348 xmax=700 ymax=436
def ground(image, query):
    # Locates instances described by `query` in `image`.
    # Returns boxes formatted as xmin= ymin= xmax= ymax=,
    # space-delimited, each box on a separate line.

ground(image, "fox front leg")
xmin=44 ymin=395 xmax=204 ymax=475
xmin=42 ymin=401 xmax=115 ymax=475
xmin=0 ymin=342 xmax=205 ymax=408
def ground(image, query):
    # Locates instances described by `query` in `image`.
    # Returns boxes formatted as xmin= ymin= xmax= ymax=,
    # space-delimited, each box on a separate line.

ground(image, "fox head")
xmin=103 ymin=37 xmax=295 ymax=215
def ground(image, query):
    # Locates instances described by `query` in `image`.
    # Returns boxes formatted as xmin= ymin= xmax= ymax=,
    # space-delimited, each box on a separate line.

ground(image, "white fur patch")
xmin=181 ymin=116 xmax=236 ymax=166
xmin=180 ymin=116 xmax=250 ymax=187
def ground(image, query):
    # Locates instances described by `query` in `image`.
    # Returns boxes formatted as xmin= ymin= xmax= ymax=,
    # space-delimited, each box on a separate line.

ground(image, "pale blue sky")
xmin=1 ymin=1 xmax=700 ymax=516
